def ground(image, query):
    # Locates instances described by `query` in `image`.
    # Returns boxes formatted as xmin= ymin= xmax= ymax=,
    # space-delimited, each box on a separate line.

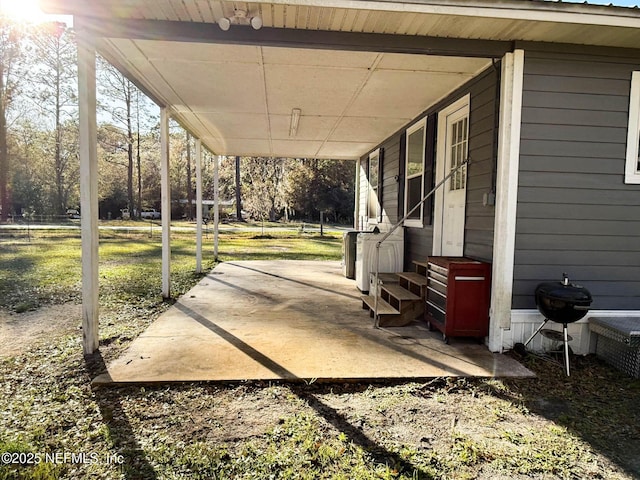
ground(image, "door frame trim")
xmin=432 ymin=93 xmax=471 ymax=256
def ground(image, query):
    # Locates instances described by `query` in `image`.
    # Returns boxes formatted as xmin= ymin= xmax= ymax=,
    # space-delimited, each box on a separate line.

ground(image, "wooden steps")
xmin=361 ymin=260 xmax=431 ymax=327
xmin=397 ymin=272 xmax=428 ymax=298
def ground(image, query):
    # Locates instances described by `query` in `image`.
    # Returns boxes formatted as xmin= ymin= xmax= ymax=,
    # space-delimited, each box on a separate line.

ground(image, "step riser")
xmin=362 ymin=264 xmax=430 ymax=327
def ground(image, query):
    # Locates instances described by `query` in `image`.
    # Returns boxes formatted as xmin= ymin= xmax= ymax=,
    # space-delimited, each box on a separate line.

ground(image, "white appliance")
xmin=355 ymin=229 xmax=404 ymax=292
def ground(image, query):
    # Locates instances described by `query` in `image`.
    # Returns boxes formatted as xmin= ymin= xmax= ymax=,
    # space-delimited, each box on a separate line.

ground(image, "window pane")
xmin=407 ymin=176 xmax=422 ymax=219
xmin=368 ymin=186 xmax=378 ymax=219
xmin=368 ymin=152 xmax=379 ymax=219
xmin=407 ymin=127 xmax=424 ymax=177
xmin=369 ymin=154 xmax=379 ymax=187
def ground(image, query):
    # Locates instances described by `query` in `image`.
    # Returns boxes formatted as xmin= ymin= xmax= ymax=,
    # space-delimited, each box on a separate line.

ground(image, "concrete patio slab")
xmin=93 ymin=260 xmax=533 ymax=384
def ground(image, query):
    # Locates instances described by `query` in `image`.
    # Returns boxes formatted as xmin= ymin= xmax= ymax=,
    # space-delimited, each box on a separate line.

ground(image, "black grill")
xmin=535 ymin=278 xmax=592 ymax=324
xmin=517 ymin=274 xmax=592 ymax=377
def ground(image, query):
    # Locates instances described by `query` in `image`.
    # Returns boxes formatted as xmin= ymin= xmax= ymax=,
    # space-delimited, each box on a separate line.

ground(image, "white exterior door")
xmin=433 ymin=95 xmax=469 ymax=257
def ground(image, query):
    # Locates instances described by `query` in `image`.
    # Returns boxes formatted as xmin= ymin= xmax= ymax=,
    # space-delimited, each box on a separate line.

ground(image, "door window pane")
xmin=449 ymin=116 xmax=468 ymax=191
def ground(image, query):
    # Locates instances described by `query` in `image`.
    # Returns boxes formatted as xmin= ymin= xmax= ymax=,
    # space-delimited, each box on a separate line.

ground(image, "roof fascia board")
xmin=256 ymin=0 xmax=640 ymax=28
xmin=513 ymin=40 xmax=640 ymax=59
xmin=77 ymin=17 xmax=512 ymax=58
xmin=42 ymin=0 xmax=640 ymax=29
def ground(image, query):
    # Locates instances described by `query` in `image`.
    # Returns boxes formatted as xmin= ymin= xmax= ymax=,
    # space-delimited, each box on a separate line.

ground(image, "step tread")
xmin=361 ymin=295 xmax=400 ymax=315
xmin=397 ymin=272 xmax=428 ymax=286
xmin=413 ymin=260 xmax=429 ymax=268
xmin=382 ymin=283 xmax=421 ymax=301
xmin=374 ymin=273 xmax=399 ymax=284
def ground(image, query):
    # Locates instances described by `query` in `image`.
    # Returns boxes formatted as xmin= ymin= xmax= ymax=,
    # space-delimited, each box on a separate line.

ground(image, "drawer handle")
xmin=427 ymin=301 xmax=446 ymax=315
xmin=454 ymin=276 xmax=485 ymax=281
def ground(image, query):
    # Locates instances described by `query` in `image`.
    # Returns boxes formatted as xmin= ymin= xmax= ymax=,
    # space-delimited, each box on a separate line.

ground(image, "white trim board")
xmin=488 ymin=49 xmax=524 ymax=353
xmin=625 ymin=71 xmax=640 ymax=184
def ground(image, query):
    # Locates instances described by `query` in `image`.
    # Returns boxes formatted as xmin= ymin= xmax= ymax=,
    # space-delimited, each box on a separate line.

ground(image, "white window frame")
xmin=367 ymin=148 xmax=381 ymax=222
xmin=626 ymin=71 xmax=640 ymax=184
xmin=404 ymin=118 xmax=427 ymax=228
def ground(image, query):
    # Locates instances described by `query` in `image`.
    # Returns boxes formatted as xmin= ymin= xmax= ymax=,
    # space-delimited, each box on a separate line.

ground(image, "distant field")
xmin=0 ymin=228 xmax=342 ymax=313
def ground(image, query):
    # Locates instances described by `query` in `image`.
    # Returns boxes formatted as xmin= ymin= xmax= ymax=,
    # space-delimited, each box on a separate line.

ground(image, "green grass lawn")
xmin=1 ymin=229 xmax=639 ymax=480
xmin=0 ymin=229 xmax=342 ymax=313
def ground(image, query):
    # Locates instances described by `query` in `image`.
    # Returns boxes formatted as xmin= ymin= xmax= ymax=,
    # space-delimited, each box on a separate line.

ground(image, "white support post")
xmin=160 ymin=108 xmax=171 ymax=298
xmin=353 ymin=159 xmax=360 ymax=229
xmin=195 ymin=139 xmax=203 ymax=273
xmin=78 ymin=29 xmax=99 ymax=355
xmin=213 ymin=155 xmax=220 ymax=261
xmin=489 ymin=49 xmax=525 ymax=352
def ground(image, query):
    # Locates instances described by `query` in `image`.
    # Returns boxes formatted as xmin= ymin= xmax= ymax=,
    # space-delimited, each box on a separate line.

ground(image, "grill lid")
xmin=535 ymin=281 xmax=592 ymax=305
xmin=534 ymin=273 xmax=593 ymax=324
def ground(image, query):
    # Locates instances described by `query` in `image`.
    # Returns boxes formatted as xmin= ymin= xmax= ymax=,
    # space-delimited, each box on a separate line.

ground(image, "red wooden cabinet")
xmin=425 ymin=257 xmax=491 ymax=343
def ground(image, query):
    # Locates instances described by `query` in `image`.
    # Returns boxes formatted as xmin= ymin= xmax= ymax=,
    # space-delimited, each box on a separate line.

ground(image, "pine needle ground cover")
xmin=1 ymin=228 xmax=639 ymax=479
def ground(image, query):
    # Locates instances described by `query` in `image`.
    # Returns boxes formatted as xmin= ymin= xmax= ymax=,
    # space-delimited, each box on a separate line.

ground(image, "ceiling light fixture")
xmin=289 ymin=108 xmax=301 ymax=137
xmin=218 ymin=9 xmax=263 ymax=31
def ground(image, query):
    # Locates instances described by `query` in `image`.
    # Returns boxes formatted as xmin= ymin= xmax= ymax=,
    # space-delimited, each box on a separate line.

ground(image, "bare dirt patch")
xmin=0 ymin=303 xmax=81 ymax=358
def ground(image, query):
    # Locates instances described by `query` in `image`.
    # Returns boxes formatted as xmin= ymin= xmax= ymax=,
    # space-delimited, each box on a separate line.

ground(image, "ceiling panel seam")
xmin=120 ymin=38 xmax=222 ymax=152
xmin=258 ymin=46 xmax=274 ymax=156
xmin=315 ymin=52 xmax=384 ymax=158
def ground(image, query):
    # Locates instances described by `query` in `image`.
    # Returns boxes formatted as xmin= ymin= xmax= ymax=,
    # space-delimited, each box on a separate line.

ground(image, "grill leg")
xmin=524 ymin=319 xmax=549 ymax=347
xmin=563 ymin=323 xmax=571 ymax=377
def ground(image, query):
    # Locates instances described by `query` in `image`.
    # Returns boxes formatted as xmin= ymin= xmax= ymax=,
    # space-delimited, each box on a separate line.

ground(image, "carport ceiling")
xmin=44 ymin=0 xmax=640 ymax=159
xmin=101 ymin=39 xmax=491 ymax=159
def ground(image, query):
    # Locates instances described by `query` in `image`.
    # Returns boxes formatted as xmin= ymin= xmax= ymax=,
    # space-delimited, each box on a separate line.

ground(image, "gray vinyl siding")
xmin=514 ymin=48 xmax=640 ymax=310
xmin=463 ymin=67 xmax=499 ymax=262
xmin=358 ymin=134 xmax=402 ymax=231
xmin=360 ymin=64 xmax=499 ymax=269
xmin=403 ymin=65 xmax=499 ymax=266
xmin=380 ymin=135 xmax=401 ymax=229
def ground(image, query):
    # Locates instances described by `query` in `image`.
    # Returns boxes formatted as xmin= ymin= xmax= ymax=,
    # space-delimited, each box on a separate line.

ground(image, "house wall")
xmin=359 ymin=64 xmax=500 ymax=269
xmin=514 ymin=46 xmax=640 ymax=311
xmin=357 ymin=133 xmax=402 ymax=231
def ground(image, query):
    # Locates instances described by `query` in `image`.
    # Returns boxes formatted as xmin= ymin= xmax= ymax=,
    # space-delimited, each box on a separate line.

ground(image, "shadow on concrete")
xmin=174 ymin=302 xmax=299 ymax=379
xmin=84 ymin=352 xmax=158 ymax=479
xmin=206 ymin=266 xmax=475 ymax=377
xmin=226 ymin=262 xmax=361 ymax=300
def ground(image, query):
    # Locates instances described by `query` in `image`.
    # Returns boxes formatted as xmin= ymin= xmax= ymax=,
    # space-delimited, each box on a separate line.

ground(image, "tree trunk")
xmin=235 ymin=155 xmax=243 ymax=221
